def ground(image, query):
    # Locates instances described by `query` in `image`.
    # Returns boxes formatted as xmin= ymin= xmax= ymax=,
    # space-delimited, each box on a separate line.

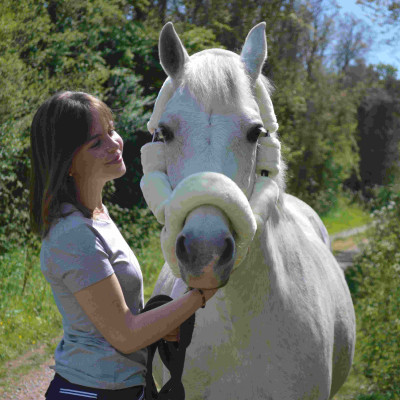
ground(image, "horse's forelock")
xmin=182 ymin=50 xmax=254 ymax=111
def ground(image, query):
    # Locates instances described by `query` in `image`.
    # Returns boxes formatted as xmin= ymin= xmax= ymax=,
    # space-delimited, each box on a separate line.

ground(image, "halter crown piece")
xmin=141 ymin=76 xmax=282 ymax=277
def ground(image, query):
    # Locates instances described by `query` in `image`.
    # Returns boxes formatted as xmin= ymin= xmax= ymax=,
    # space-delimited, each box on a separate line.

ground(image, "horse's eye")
xmin=247 ymin=125 xmax=266 ymax=143
xmin=156 ymin=125 xmax=174 ymax=143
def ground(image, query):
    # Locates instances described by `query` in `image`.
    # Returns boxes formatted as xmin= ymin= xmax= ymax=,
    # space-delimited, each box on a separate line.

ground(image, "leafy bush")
xmin=106 ymin=202 xmax=161 ymax=253
xmin=365 ymin=182 xmax=400 ymax=212
xmin=345 ymin=194 xmax=400 ymax=398
xmin=0 ymin=123 xmax=33 ymax=254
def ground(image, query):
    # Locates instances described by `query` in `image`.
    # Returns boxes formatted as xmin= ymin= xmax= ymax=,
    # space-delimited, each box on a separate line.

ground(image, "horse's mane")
xmin=181 ymin=49 xmax=273 ymax=112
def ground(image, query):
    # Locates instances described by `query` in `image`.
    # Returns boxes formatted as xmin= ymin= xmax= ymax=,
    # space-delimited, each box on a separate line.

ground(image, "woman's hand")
xmin=163 ymin=326 xmax=180 ymax=342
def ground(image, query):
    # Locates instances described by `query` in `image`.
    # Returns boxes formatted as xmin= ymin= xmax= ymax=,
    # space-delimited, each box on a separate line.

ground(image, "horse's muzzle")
xmin=159 ymin=172 xmax=257 ymax=278
xmin=175 ymin=205 xmax=236 ymax=288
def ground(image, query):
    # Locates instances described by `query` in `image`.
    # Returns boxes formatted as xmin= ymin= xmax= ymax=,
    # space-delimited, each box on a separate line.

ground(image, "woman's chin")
xmin=111 ymin=163 xmax=127 ymax=179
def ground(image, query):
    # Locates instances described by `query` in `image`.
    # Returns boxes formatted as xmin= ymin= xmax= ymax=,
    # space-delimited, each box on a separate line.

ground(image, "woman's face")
xmin=70 ymin=109 xmax=126 ymax=185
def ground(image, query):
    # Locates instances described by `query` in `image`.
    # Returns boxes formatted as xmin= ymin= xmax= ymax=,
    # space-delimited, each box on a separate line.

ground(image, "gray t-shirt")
xmin=40 ymin=203 xmax=147 ymax=389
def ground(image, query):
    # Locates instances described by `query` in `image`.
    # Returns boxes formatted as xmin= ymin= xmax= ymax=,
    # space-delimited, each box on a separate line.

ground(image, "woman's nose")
xmin=108 ymin=144 xmax=118 ymax=153
xmin=107 ymin=135 xmax=122 ymax=153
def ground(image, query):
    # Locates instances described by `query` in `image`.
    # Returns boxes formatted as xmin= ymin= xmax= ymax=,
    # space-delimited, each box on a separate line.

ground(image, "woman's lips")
xmin=106 ymin=153 xmax=122 ymax=165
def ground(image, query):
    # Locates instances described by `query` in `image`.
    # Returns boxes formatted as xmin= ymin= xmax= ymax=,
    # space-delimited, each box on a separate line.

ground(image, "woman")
xmin=30 ymin=91 xmax=218 ymax=399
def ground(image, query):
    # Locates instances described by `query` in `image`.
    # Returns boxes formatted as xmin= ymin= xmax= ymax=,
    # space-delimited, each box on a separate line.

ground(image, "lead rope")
xmin=141 ymin=291 xmax=199 ymax=400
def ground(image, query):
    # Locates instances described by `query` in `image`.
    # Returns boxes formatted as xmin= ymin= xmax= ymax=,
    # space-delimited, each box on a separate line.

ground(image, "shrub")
xmin=345 ymin=194 xmax=400 ymax=398
xmin=106 ymin=202 xmax=161 ymax=253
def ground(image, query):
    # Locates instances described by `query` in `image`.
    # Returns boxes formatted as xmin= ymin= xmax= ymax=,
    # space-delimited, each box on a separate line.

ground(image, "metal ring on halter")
xmin=261 ymin=129 xmax=269 ymax=177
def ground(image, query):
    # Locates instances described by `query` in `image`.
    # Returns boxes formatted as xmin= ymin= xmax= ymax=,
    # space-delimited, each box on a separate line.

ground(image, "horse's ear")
xmin=159 ymin=22 xmax=190 ymax=80
xmin=240 ymin=22 xmax=267 ymax=83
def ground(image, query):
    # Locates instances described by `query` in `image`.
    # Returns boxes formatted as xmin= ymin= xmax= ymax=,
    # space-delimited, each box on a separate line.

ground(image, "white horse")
xmin=140 ymin=22 xmax=356 ymax=400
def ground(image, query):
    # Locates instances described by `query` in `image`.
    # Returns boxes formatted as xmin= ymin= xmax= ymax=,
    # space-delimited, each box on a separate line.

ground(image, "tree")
xmin=357 ymin=0 xmax=400 ymax=24
xmin=356 ymin=0 xmax=400 ymax=46
xmin=357 ymin=87 xmax=400 ymax=194
xmin=332 ymin=13 xmax=372 ymax=73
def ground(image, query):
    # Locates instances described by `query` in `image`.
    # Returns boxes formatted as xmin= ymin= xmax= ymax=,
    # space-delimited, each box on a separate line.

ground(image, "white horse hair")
xmin=142 ymin=22 xmax=356 ymax=400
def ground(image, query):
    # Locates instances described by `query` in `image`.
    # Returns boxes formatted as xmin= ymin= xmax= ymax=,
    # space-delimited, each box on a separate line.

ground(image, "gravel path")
xmin=1 ymin=358 xmax=54 ymax=400
xmin=329 ymin=223 xmax=372 ymax=242
xmin=330 ymin=223 xmax=370 ymax=271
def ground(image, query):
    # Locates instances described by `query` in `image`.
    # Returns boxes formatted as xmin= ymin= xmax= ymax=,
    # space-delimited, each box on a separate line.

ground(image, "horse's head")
xmin=141 ymin=22 xmax=284 ymax=289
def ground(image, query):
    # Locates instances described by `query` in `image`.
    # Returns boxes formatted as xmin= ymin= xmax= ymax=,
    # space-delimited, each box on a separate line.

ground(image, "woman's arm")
xmin=74 ymin=273 xmax=217 ymax=354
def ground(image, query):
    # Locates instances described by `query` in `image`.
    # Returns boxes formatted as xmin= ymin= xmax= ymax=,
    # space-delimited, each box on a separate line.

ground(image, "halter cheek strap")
xmin=256 ymin=136 xmax=281 ymax=178
xmin=140 ymin=142 xmax=171 ymax=224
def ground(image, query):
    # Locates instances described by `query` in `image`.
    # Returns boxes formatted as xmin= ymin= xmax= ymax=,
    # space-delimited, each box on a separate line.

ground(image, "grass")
xmin=321 ymin=195 xmax=372 ymax=236
xmin=0 ymin=247 xmax=63 ymax=390
xmin=332 ymin=348 xmax=371 ymax=400
xmin=135 ymin=228 xmax=165 ymax=303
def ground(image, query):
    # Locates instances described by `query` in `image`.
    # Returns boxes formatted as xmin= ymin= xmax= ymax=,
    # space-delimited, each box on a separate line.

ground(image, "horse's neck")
xmin=220 ymin=230 xmax=273 ymax=316
xmin=218 ymin=202 xmax=316 ymax=318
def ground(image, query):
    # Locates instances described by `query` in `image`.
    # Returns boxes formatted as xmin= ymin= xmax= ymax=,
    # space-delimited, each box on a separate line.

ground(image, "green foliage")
xmin=357 ymin=87 xmax=400 ymax=191
xmin=345 ymin=195 xmax=400 ymax=398
xmin=0 ymin=125 xmax=32 ymax=253
xmin=106 ymin=202 xmax=160 ymax=253
xmin=278 ymin=69 xmax=361 ymax=215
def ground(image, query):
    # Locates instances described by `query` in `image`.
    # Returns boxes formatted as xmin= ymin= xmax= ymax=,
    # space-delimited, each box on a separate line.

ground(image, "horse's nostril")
xmin=176 ymin=229 xmax=235 ymax=269
xmin=176 ymin=234 xmax=189 ymax=264
xmin=219 ymin=236 xmax=235 ymax=266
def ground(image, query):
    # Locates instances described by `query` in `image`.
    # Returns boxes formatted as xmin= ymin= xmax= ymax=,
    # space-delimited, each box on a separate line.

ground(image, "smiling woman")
xmin=68 ymin=98 xmax=126 ymax=221
xmin=29 ymin=91 xmax=122 ymax=236
xmin=29 ymin=91 xmax=218 ymax=399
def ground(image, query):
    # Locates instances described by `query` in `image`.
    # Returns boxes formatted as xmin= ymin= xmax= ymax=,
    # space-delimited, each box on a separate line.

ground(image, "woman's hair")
xmin=30 ymin=91 xmax=113 ymax=238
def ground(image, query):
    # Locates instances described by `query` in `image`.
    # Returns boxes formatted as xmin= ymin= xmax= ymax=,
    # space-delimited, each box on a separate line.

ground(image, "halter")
xmin=140 ymin=76 xmax=282 ymax=276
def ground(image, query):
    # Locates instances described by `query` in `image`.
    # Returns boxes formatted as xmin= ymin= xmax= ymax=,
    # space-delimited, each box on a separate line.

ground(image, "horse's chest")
xmin=182 ymin=296 xmax=331 ymax=400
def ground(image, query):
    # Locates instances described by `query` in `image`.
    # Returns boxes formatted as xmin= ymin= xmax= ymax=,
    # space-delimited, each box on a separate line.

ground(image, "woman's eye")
xmin=156 ymin=125 xmax=174 ymax=143
xmin=90 ymin=140 xmax=101 ymax=148
xmin=247 ymin=125 xmax=266 ymax=143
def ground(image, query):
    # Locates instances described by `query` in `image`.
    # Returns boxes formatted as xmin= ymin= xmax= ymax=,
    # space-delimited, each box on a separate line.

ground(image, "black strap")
xmin=140 ymin=295 xmax=196 ymax=400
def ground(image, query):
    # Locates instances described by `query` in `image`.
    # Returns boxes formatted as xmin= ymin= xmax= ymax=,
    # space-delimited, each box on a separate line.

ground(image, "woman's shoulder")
xmin=45 ymin=203 xmax=92 ymax=243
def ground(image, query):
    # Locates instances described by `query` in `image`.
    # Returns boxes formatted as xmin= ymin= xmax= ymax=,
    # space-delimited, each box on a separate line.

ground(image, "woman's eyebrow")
xmin=87 ymin=134 xmax=102 ymax=143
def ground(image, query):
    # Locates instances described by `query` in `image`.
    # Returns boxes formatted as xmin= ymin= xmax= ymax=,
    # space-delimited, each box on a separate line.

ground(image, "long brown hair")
xmin=30 ymin=91 xmax=113 ymax=238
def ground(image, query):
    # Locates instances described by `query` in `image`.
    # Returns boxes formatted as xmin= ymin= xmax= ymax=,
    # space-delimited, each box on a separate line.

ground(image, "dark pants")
xmin=45 ymin=373 xmax=145 ymax=400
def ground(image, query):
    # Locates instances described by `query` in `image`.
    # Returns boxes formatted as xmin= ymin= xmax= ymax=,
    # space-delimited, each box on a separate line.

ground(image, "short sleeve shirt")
xmin=40 ymin=203 xmax=147 ymax=389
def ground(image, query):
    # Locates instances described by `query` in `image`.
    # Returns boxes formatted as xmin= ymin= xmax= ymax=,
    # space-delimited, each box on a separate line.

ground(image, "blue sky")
xmin=335 ymin=0 xmax=400 ymax=76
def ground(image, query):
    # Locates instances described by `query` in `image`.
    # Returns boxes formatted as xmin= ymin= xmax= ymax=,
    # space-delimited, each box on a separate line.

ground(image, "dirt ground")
xmin=1 ymin=357 xmax=54 ymax=400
